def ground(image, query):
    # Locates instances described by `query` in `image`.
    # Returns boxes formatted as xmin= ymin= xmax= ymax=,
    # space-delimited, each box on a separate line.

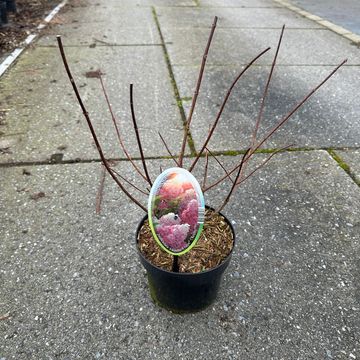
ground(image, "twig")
xmin=251 ymin=25 xmax=285 ymax=148
xmin=248 ymin=59 xmax=347 ymax=159
xmin=110 ymin=167 xmax=149 ymax=196
xmin=95 ymin=164 xmax=106 ymax=215
xmin=188 ymin=46 xmax=271 ymax=173
xmin=56 ymin=36 xmax=147 ymax=212
xmin=178 ymin=16 xmax=218 ymax=167
xmin=158 ymin=132 xmax=180 ymax=166
xmin=205 ymin=147 xmax=234 ymax=185
xmin=202 ymin=148 xmax=209 ymax=190
xmin=236 ymin=145 xmax=293 ymax=187
xmin=98 ymin=75 xmax=148 ymax=182
xmin=204 ymin=58 xmax=347 ymax=194
xmin=217 ymin=149 xmax=250 ymax=213
xmin=129 ymin=84 xmax=152 ymax=186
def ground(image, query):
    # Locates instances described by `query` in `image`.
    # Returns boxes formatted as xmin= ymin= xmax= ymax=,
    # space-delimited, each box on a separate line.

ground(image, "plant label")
xmin=148 ymin=168 xmax=205 ymax=256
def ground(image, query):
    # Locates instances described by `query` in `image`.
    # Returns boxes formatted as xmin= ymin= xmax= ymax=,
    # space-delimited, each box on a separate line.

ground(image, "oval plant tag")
xmin=148 ymin=167 xmax=205 ymax=256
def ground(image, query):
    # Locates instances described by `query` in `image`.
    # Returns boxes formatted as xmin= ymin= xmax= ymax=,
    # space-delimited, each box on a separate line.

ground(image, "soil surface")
xmin=0 ymin=0 xmax=60 ymax=57
xmin=138 ymin=208 xmax=234 ymax=273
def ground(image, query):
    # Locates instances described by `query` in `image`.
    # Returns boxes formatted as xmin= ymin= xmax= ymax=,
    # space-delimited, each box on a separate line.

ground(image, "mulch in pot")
xmin=138 ymin=208 xmax=234 ymax=273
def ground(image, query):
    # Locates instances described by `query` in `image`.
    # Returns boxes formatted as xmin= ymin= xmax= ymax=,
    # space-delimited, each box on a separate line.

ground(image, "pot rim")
xmin=136 ymin=206 xmax=236 ymax=276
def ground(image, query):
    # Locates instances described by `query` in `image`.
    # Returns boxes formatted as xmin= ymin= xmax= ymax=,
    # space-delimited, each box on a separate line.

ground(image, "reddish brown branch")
xmin=202 ymin=149 xmax=209 ymax=190
xmin=178 ymin=16 xmax=218 ymax=167
xmin=217 ymin=149 xmax=250 ymax=213
xmin=236 ymin=145 xmax=293 ymax=187
xmin=205 ymin=147 xmax=235 ymax=185
xmin=204 ymin=58 xmax=346 ymax=195
xmin=188 ymin=46 xmax=271 ymax=173
xmin=98 ymin=75 xmax=148 ymax=183
xmin=158 ymin=132 xmax=180 ymax=167
xmin=95 ymin=164 xmax=106 ymax=215
xmin=251 ymin=25 xmax=285 ymax=148
xmin=110 ymin=167 xmax=149 ymax=196
xmin=129 ymin=84 xmax=152 ymax=186
xmin=248 ymin=58 xmax=347 ymax=158
xmin=57 ymin=36 xmax=147 ymax=212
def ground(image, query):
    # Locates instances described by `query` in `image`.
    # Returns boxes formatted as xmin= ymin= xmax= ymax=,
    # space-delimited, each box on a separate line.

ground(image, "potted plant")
xmin=56 ymin=18 xmax=346 ymax=313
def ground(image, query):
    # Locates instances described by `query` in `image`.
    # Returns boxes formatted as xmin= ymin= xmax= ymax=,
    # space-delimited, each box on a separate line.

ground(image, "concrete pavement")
xmin=1 ymin=0 xmax=359 ymax=359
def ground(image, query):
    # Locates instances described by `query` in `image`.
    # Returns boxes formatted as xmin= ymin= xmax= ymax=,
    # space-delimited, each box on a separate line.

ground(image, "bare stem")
xmin=216 ymin=149 xmax=250 ymax=213
xmin=202 ymin=149 xmax=209 ymax=190
xmin=56 ymin=36 xmax=147 ymax=212
xmin=178 ymin=16 xmax=218 ymax=167
xmin=251 ymin=25 xmax=285 ymax=148
xmin=205 ymin=147 xmax=235 ymax=185
xmin=236 ymin=145 xmax=293 ymax=187
xmin=110 ymin=167 xmax=149 ymax=196
xmin=158 ymin=132 xmax=180 ymax=167
xmin=188 ymin=46 xmax=271 ymax=173
xmin=98 ymin=75 xmax=148 ymax=183
xmin=95 ymin=164 xmax=106 ymax=215
xmin=204 ymin=58 xmax=346 ymax=194
xmin=129 ymin=84 xmax=152 ymax=186
xmin=248 ymin=58 xmax=347 ymax=158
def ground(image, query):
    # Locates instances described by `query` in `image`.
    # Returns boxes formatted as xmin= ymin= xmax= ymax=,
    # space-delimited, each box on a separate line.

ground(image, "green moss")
xmin=328 ymin=149 xmax=359 ymax=187
xmin=328 ymin=149 xmax=351 ymax=172
xmin=181 ymin=96 xmax=192 ymax=102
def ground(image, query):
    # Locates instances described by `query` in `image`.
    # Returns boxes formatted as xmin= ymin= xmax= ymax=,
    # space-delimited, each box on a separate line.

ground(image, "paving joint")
xmin=151 ymin=6 xmax=197 ymax=157
xmin=273 ymin=0 xmax=360 ymax=44
xmin=38 ymin=44 xmax=164 ymax=48
xmin=327 ymin=149 xmax=360 ymax=187
xmin=173 ymin=63 xmax=359 ymax=68
xmin=1 ymin=147 xmax=359 ymax=169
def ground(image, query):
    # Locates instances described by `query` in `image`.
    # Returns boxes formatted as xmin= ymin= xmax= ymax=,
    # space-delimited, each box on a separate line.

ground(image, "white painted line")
xmin=24 ymin=34 xmax=38 ymax=45
xmin=273 ymin=0 xmax=360 ymax=44
xmin=0 ymin=48 xmax=24 ymax=76
xmin=43 ymin=0 xmax=68 ymax=24
xmin=0 ymin=0 xmax=68 ymax=78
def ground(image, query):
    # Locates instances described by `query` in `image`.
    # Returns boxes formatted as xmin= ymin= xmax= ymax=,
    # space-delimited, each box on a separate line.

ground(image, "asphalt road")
xmin=291 ymin=0 xmax=360 ymax=34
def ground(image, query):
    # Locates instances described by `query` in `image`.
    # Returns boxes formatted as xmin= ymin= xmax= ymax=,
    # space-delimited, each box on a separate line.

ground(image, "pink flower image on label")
xmin=148 ymin=168 xmax=205 ymax=255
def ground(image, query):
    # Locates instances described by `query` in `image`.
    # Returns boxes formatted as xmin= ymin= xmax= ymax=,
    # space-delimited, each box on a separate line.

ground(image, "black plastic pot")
xmin=136 ymin=209 xmax=235 ymax=313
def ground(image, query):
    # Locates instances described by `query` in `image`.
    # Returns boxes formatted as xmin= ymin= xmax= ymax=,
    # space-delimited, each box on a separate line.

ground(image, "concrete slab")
xmin=0 ymin=46 xmax=187 ymax=163
xmin=172 ymin=65 xmax=360 ymax=152
xmin=161 ymin=27 xmax=360 ymax=66
xmin=156 ymin=6 xmax=322 ymax=29
xmin=199 ymin=0 xmax=280 ymax=7
xmin=38 ymin=6 xmax=161 ymax=46
xmin=335 ymin=149 xmax=360 ymax=184
xmin=72 ymin=0 xmax=197 ymax=7
xmin=1 ymin=151 xmax=359 ymax=358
